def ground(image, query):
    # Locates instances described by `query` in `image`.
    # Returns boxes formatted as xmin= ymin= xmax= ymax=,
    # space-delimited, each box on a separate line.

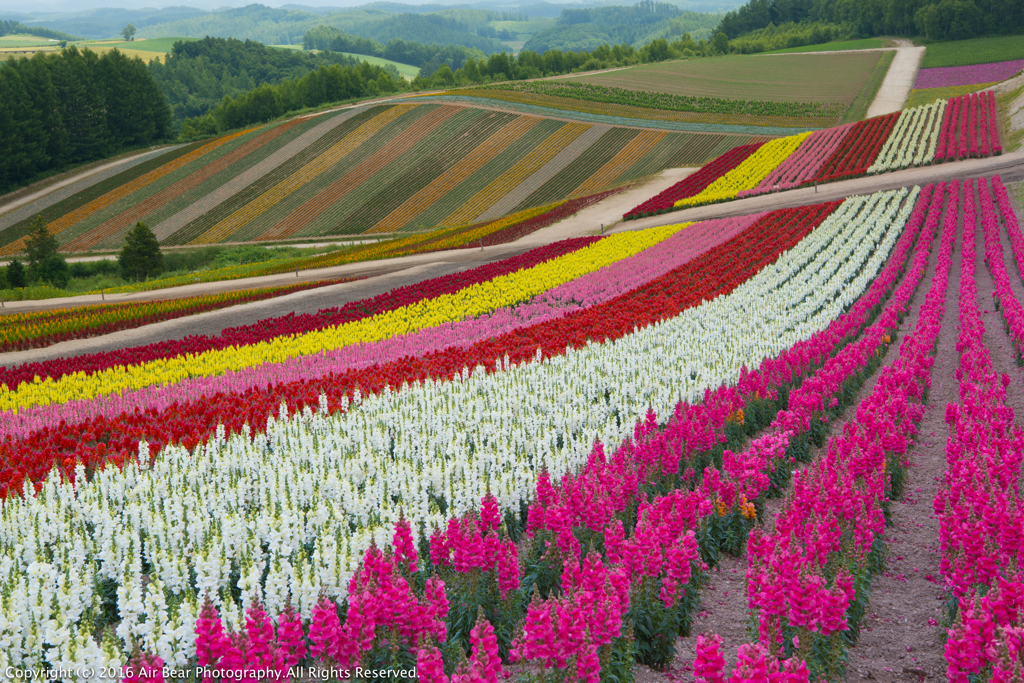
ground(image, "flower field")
xmin=625 ymin=93 xmax=1003 ymax=218
xmin=0 ymin=277 xmax=361 ymax=353
xmin=4 ymin=166 xmax=1020 ymax=683
xmin=0 ymin=103 xmax=756 ymax=257
xmin=914 ymin=59 xmax=1024 ymax=89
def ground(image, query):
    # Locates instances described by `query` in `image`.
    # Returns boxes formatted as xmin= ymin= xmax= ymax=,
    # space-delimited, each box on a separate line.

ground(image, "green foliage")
xmin=718 ymin=0 xmax=1022 ymax=43
xmin=34 ymin=254 xmax=70 ymax=289
xmin=920 ymin=34 xmax=1024 ymax=67
xmin=135 ymin=4 xmax=504 ymax=54
xmin=211 ymin=58 xmax=403 ymax=131
xmin=149 ymin=36 xmax=365 ymax=123
xmin=0 ymin=46 xmax=172 ymax=194
xmin=25 ymin=216 xmax=59 ymax=267
xmin=118 ymin=221 xmax=163 ymax=282
xmin=0 ymin=20 xmax=78 ymax=42
xmin=523 ymin=2 xmax=719 ymax=53
xmin=5 ymin=259 xmax=25 ymax=289
xmin=121 ymin=24 xmax=137 ymax=41
xmin=472 ymin=81 xmax=844 ymax=118
xmin=729 ymin=20 xmax=851 ymax=54
xmin=765 ymin=37 xmax=883 ymax=53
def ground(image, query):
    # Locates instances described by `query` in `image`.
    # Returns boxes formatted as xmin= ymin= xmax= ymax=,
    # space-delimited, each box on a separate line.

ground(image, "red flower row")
xmin=804 ymin=112 xmax=898 ymax=184
xmin=622 ymin=143 xmax=765 ymax=219
xmin=0 ymin=203 xmax=839 ymax=499
xmin=936 ymin=91 xmax=1002 ymax=162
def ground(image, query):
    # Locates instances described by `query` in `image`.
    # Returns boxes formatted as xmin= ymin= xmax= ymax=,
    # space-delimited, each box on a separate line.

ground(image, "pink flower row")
xmin=940 ymin=177 xmax=1024 ymax=683
xmin=700 ymin=180 xmax=959 ymax=681
xmin=1 ymin=215 xmax=761 ymax=442
xmin=737 ymin=123 xmax=856 ymax=199
xmin=935 ymin=91 xmax=1002 ymax=161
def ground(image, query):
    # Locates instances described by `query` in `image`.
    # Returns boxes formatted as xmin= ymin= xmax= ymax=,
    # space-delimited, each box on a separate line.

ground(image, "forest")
xmin=0 ymin=47 xmax=172 ymax=195
xmin=302 ymin=25 xmax=486 ymax=71
xmin=149 ymin=37 xmax=377 ymax=122
xmin=523 ymin=2 xmax=721 ymax=52
xmin=0 ymin=19 xmax=78 ymax=42
xmin=716 ymin=0 xmax=1024 ymax=41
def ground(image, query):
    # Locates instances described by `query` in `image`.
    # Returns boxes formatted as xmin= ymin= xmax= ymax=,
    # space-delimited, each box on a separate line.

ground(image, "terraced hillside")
xmin=0 ymin=103 xmax=759 ymax=254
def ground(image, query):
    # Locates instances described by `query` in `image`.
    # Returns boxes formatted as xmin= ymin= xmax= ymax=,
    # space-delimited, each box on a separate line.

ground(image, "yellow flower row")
xmin=674 ymin=132 xmax=812 ymax=209
xmin=0 ymin=223 xmax=686 ymax=412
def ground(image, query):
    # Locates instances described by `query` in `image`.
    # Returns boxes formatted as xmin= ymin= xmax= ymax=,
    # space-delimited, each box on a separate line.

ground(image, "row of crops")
xmin=465 ymin=81 xmax=845 ymax=123
xmin=625 ymin=92 xmax=1003 ymax=218
xmin=4 ymin=175 xmax=1021 ymax=680
xmin=0 ymin=277 xmax=360 ymax=353
xmin=61 ymin=190 xmax=621 ymax=297
xmin=0 ymin=104 xmax=755 ymax=257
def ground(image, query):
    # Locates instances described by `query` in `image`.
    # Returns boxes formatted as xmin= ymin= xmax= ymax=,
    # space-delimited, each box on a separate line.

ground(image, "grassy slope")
xmin=841 ymin=49 xmax=895 ymax=124
xmin=765 ymin=38 xmax=884 ymax=54
xmin=564 ymin=52 xmax=883 ymax=105
xmin=920 ymin=35 xmax=1024 ymax=68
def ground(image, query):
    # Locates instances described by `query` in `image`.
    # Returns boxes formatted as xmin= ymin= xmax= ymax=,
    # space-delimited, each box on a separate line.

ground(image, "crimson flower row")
xmin=935 ymin=91 xmax=1002 ymax=162
xmin=623 ymin=143 xmax=764 ymax=219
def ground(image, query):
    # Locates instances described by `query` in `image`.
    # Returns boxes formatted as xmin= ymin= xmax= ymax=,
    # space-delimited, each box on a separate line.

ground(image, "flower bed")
xmin=914 ymin=59 xmax=1024 ymax=89
xmin=0 ymin=184 xmax=921 ymax=671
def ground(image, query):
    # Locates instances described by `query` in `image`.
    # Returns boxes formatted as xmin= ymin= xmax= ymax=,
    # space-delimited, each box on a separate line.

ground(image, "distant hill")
xmin=131 ymin=4 xmax=505 ymax=52
xmin=523 ymin=2 xmax=721 ymax=52
xmin=10 ymin=7 xmax=208 ymax=40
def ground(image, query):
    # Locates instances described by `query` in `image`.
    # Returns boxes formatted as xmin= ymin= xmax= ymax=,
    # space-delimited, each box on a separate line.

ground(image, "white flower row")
xmin=869 ymin=100 xmax=947 ymax=174
xmin=0 ymin=187 xmax=918 ymax=672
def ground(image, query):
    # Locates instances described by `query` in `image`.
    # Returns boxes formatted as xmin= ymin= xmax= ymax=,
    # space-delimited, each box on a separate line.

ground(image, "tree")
xmin=6 ymin=259 xmax=26 ymax=289
xmin=122 ymin=24 xmax=137 ymax=41
xmin=713 ymin=32 xmax=730 ymax=54
xmin=36 ymin=254 xmax=69 ymax=289
xmin=25 ymin=215 xmax=59 ymax=268
xmin=119 ymin=221 xmax=163 ymax=281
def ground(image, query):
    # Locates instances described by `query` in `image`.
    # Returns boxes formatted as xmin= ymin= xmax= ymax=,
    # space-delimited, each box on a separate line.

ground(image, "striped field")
xmin=0 ymin=103 xmax=760 ymax=253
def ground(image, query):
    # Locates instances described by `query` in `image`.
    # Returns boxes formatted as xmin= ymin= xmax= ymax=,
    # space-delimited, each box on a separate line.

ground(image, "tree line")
xmin=149 ymin=36 xmax=371 ymax=122
xmin=0 ymin=20 xmax=78 ymax=42
xmin=716 ymin=0 xmax=1023 ymax=42
xmin=303 ymin=25 xmax=486 ymax=71
xmin=0 ymin=47 xmax=172 ymax=195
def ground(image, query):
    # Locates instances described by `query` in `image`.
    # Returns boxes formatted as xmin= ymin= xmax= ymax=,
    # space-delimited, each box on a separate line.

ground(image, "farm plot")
xmin=6 ymin=173 xmax=1003 ymax=682
xmin=564 ymin=52 xmax=884 ymax=106
xmin=625 ymin=93 xmax=1002 ymax=218
xmin=3 ymin=101 xmax=761 ymax=255
xmin=456 ymin=81 xmax=843 ymax=128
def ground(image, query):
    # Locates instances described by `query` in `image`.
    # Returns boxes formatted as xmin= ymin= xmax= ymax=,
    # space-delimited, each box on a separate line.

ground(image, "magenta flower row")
xmin=914 ymin=59 xmax=1024 ymax=89
xmin=941 ymin=177 xmax=1024 ymax=683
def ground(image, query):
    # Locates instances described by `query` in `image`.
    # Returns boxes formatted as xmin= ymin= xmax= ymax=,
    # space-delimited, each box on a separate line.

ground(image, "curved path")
xmin=2 ymin=154 xmax=1023 ymax=367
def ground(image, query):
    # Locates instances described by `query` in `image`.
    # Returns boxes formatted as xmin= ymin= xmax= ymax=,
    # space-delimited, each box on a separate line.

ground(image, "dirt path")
xmin=867 ymin=47 xmax=925 ymax=117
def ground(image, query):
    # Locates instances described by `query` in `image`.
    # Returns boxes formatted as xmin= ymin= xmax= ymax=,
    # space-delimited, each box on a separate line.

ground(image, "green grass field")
xmin=564 ymin=52 xmax=883 ymax=105
xmin=906 ymin=82 xmax=996 ymax=108
xmin=0 ymin=34 xmax=59 ymax=48
xmin=270 ymin=45 xmax=420 ymax=80
xmin=765 ymin=38 xmax=884 ymax=54
xmin=104 ymin=37 xmax=197 ymax=53
xmin=920 ymin=35 xmax=1024 ymax=68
